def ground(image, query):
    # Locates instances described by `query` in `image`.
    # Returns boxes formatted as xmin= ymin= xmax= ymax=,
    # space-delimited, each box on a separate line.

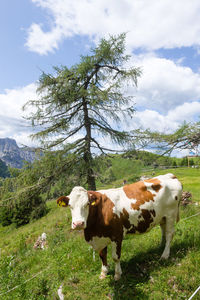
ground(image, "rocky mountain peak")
xmin=0 ymin=138 xmax=37 ymax=168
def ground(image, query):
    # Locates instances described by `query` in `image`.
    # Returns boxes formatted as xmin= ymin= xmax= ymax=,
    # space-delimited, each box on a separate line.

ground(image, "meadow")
xmin=0 ymin=167 xmax=200 ymax=299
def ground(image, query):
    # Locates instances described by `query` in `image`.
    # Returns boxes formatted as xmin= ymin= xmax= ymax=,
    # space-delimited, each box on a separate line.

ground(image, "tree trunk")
xmin=82 ymin=97 xmax=96 ymax=191
xmin=85 ymin=154 xmax=96 ymax=190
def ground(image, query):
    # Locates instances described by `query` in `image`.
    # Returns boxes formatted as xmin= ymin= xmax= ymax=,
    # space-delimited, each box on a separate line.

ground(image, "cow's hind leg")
xmin=160 ymin=217 xmax=166 ymax=247
xmin=112 ymin=241 xmax=122 ymax=281
xmin=99 ymin=247 xmax=108 ymax=279
xmin=160 ymin=217 xmax=175 ymax=260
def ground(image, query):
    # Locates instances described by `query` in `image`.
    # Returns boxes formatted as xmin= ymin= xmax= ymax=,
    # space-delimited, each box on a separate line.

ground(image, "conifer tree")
xmin=24 ymin=33 xmax=141 ymax=190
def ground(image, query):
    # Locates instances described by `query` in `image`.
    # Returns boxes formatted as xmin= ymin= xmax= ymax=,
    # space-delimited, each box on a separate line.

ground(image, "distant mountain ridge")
xmin=0 ymin=138 xmax=37 ymax=168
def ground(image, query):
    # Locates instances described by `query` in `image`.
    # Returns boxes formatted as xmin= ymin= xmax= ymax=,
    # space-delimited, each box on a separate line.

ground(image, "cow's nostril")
xmin=73 ymin=221 xmax=84 ymax=229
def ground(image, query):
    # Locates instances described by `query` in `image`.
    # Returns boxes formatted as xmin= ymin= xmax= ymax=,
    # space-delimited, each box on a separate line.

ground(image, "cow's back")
xmin=115 ymin=173 xmax=182 ymax=234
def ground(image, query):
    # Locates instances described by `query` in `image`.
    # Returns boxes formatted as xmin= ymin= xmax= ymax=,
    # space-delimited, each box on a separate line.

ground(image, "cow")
xmin=57 ymin=173 xmax=182 ymax=281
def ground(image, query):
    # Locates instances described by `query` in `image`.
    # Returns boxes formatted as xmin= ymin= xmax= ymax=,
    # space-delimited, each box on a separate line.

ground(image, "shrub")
xmin=11 ymin=188 xmax=47 ymax=227
xmin=0 ymin=205 xmax=13 ymax=226
xmin=0 ymin=192 xmax=14 ymax=226
xmin=0 ymin=188 xmax=47 ymax=227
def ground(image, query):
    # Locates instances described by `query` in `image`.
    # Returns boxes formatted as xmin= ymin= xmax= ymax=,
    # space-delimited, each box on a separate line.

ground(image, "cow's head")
xmin=57 ymin=187 xmax=99 ymax=230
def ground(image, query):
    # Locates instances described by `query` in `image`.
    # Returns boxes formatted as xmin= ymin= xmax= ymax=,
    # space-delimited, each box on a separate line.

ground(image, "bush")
xmin=180 ymin=157 xmax=188 ymax=166
xmin=0 ymin=192 xmax=14 ymax=226
xmin=11 ymin=189 xmax=47 ymax=227
xmin=0 ymin=205 xmax=13 ymax=226
xmin=172 ymin=160 xmax=177 ymax=167
xmin=0 ymin=188 xmax=47 ymax=227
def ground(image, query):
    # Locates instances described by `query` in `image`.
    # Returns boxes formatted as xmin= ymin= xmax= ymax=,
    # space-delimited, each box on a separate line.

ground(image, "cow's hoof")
xmin=160 ymin=254 xmax=169 ymax=260
xmin=99 ymin=273 xmax=106 ymax=280
xmin=114 ymin=273 xmax=121 ymax=281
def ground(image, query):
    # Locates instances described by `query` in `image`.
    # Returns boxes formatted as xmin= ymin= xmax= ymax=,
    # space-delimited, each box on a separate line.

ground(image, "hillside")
xmin=0 ymin=168 xmax=200 ymax=299
xmin=95 ymin=151 xmax=184 ymax=190
xmin=0 ymin=138 xmax=37 ymax=168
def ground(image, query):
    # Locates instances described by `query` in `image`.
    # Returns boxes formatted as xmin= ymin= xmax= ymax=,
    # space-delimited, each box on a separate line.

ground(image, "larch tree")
xmin=23 ymin=33 xmax=141 ymax=190
xmin=135 ymin=122 xmax=200 ymax=156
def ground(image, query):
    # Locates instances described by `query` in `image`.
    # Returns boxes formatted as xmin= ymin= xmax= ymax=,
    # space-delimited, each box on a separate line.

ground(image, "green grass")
xmin=0 ymin=168 xmax=200 ymax=299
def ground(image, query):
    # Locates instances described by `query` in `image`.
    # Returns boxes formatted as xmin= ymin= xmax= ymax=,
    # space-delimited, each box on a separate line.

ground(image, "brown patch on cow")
xmin=88 ymin=191 xmax=103 ymax=207
xmin=152 ymin=184 xmax=162 ymax=192
xmin=99 ymin=247 xmax=108 ymax=266
xmin=120 ymin=208 xmax=131 ymax=230
xmin=88 ymin=191 xmax=116 ymax=226
xmin=127 ymin=226 xmax=136 ymax=234
xmin=172 ymin=175 xmax=177 ymax=179
xmin=84 ymin=192 xmax=124 ymax=244
xmin=150 ymin=209 xmax=156 ymax=217
xmin=123 ymin=181 xmax=156 ymax=210
xmin=135 ymin=209 xmax=155 ymax=233
xmin=126 ymin=209 xmax=156 ymax=234
xmin=144 ymin=178 xmax=162 ymax=192
xmin=116 ymin=241 xmax=122 ymax=259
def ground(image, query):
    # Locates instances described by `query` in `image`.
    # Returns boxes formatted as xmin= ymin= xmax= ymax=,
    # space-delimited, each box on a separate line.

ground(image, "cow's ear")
xmin=57 ymin=196 xmax=69 ymax=207
xmin=88 ymin=191 xmax=100 ymax=206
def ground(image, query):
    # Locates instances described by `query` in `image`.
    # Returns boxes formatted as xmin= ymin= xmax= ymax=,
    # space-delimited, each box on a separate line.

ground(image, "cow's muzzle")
xmin=72 ymin=221 xmax=85 ymax=230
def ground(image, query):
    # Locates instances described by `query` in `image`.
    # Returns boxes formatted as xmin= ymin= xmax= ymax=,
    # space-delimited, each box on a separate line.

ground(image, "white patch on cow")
xmin=68 ymin=186 xmax=89 ymax=229
xmin=98 ymin=188 xmax=122 ymax=210
xmin=98 ymin=187 xmax=131 ymax=218
xmin=88 ymin=236 xmax=111 ymax=252
xmin=111 ymin=242 xmax=122 ymax=281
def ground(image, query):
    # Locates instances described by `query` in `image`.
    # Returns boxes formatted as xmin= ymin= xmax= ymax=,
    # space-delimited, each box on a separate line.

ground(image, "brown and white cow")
xmin=57 ymin=173 xmax=182 ymax=280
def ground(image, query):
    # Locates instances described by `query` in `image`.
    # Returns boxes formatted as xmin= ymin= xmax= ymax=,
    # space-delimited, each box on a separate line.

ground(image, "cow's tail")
xmin=176 ymin=203 xmax=180 ymax=223
xmin=176 ymin=194 xmax=182 ymax=223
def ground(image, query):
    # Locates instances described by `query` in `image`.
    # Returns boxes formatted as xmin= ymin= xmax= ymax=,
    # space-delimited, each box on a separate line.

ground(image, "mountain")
xmin=0 ymin=138 xmax=38 ymax=168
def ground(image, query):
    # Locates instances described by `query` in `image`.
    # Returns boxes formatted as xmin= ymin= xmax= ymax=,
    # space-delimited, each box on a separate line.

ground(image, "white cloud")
xmin=27 ymin=0 xmax=200 ymax=54
xmin=0 ymin=83 xmax=37 ymax=118
xmin=0 ymin=84 xmax=38 ymax=146
xmin=25 ymin=24 xmax=63 ymax=55
xmin=131 ymin=101 xmax=200 ymax=133
xmin=131 ymin=54 xmax=200 ymax=113
xmin=167 ymin=101 xmax=200 ymax=123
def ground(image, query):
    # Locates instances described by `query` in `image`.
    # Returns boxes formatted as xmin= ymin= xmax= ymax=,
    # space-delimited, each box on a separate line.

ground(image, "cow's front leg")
xmin=112 ymin=241 xmax=122 ymax=281
xmin=161 ymin=218 xmax=175 ymax=259
xmin=99 ymin=247 xmax=109 ymax=279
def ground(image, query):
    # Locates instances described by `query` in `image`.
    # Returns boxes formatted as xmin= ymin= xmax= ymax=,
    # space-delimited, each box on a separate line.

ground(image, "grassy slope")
xmin=0 ymin=168 xmax=200 ymax=299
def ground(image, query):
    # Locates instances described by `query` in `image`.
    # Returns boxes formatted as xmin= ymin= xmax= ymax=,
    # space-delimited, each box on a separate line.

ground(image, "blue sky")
xmin=0 ymin=0 xmax=91 ymax=91
xmin=1 ymin=0 xmax=200 ymax=156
